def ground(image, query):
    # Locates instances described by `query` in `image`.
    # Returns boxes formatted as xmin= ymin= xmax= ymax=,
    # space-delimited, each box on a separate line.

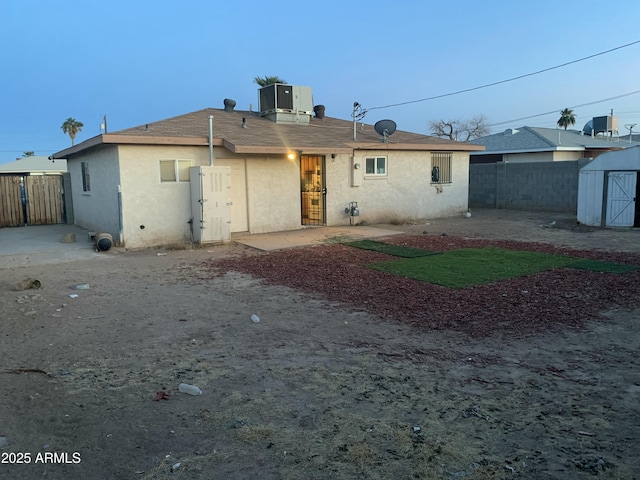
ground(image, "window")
xmin=431 ymin=152 xmax=452 ymax=184
xmin=160 ymin=159 xmax=192 ymax=183
xmin=81 ymin=161 xmax=91 ymax=192
xmin=365 ymin=156 xmax=387 ymax=176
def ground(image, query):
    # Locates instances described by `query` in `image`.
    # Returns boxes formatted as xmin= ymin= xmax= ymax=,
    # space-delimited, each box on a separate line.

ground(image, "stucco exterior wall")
xmin=327 ymin=151 xmax=470 ymax=225
xmin=118 ymin=145 xmax=210 ymax=248
xmin=215 ymin=151 xmax=301 ymax=234
xmin=67 ymin=146 xmax=121 ymax=238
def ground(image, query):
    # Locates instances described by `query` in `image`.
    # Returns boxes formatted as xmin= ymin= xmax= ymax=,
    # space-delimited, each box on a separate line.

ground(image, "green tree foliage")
xmin=253 ymin=75 xmax=287 ymax=87
xmin=61 ymin=118 xmax=84 ymax=146
xmin=557 ymin=108 xmax=576 ymax=130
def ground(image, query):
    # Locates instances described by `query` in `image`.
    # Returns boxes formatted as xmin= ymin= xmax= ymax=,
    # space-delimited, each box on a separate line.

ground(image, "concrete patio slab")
xmin=232 ymin=226 xmax=403 ymax=251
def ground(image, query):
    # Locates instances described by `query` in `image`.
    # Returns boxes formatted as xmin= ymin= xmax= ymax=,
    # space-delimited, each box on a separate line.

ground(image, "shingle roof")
xmin=53 ymin=108 xmax=484 ymax=158
xmin=470 ymin=126 xmax=639 ymax=154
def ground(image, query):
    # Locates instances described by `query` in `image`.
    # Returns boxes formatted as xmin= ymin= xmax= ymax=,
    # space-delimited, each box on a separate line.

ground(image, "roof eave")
xmin=349 ymin=142 xmax=485 ymax=152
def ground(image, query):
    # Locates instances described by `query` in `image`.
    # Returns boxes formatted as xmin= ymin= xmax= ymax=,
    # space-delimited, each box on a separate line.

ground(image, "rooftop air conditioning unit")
xmin=592 ymin=115 xmax=618 ymax=135
xmin=259 ymin=84 xmax=313 ymax=115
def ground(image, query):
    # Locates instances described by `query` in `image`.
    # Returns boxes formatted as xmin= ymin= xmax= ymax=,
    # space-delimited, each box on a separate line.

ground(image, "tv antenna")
xmin=374 ymin=119 xmax=397 ymax=142
xmin=625 ymin=123 xmax=637 ymax=143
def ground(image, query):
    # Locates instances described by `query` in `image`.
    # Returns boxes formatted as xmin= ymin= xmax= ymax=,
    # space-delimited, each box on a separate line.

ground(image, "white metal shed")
xmin=577 ymin=146 xmax=640 ymax=227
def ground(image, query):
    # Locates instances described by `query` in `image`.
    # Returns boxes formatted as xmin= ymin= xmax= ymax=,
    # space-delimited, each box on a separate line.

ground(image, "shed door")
xmin=606 ymin=172 xmax=636 ymax=227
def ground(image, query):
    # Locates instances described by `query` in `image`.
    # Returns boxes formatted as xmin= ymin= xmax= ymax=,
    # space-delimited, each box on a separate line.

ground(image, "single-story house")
xmin=469 ymin=124 xmax=639 ymax=164
xmin=52 ymin=84 xmax=484 ymax=249
xmin=577 ymin=146 xmax=640 ymax=227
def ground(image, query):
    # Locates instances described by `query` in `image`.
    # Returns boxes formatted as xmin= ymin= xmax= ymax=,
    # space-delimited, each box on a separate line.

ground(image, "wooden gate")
xmin=0 ymin=175 xmax=25 ymax=227
xmin=0 ymin=175 xmax=65 ymax=227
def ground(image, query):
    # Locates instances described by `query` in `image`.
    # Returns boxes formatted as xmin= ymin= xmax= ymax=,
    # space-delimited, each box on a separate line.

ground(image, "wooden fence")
xmin=0 ymin=175 xmax=65 ymax=227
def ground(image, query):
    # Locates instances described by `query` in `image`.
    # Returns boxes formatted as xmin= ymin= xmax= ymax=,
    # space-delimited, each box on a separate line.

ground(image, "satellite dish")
xmin=374 ymin=119 xmax=397 ymax=142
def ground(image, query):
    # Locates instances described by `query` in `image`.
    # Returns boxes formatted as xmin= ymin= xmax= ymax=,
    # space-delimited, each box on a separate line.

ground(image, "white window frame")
xmin=430 ymin=152 xmax=452 ymax=185
xmin=160 ymin=159 xmax=193 ymax=183
xmin=364 ymin=156 xmax=387 ymax=177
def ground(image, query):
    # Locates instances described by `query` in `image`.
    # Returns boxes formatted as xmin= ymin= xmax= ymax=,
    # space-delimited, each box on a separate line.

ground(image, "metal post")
xmin=208 ymin=115 xmax=214 ymax=166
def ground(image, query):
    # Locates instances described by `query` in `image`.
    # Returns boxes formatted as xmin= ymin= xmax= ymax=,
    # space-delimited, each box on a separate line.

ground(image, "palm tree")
xmin=557 ymin=108 xmax=576 ymax=130
xmin=253 ymin=75 xmax=287 ymax=87
xmin=61 ymin=118 xmax=84 ymax=146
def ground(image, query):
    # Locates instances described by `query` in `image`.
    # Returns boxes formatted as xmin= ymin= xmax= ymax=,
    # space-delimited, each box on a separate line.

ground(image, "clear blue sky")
xmin=1 ymin=0 xmax=639 ymax=164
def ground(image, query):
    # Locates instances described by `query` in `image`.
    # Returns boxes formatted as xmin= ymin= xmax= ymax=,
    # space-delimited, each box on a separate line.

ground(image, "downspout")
xmin=117 ymin=184 xmax=124 ymax=245
xmin=208 ymin=115 xmax=215 ymax=166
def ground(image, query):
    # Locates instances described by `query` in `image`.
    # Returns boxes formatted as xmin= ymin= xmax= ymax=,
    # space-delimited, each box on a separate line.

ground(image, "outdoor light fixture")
xmin=288 ymin=150 xmax=303 ymax=160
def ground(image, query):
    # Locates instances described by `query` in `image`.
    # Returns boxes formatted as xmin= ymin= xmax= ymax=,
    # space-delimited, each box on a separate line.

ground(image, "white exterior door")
xmin=190 ymin=166 xmax=231 ymax=243
xmin=606 ymin=172 xmax=636 ymax=227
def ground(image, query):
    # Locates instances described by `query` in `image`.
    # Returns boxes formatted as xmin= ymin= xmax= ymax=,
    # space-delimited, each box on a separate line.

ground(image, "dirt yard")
xmin=1 ymin=209 xmax=639 ymax=479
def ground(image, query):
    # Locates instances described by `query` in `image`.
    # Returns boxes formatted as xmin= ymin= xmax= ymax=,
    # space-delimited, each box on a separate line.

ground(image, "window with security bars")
xmin=430 ymin=152 xmax=452 ymax=184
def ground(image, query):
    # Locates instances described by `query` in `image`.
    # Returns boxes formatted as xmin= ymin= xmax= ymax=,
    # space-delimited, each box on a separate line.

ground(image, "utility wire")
xmin=364 ymin=39 xmax=640 ymax=113
xmin=488 ymin=89 xmax=640 ymax=127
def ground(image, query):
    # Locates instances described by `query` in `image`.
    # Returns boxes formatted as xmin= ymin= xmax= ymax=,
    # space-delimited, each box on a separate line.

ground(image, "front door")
xmin=300 ymin=155 xmax=326 ymax=226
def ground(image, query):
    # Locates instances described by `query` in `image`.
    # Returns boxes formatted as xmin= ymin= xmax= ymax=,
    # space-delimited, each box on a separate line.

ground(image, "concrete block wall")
xmin=469 ymin=159 xmax=590 ymax=212
xmin=468 ymin=164 xmax=498 ymax=208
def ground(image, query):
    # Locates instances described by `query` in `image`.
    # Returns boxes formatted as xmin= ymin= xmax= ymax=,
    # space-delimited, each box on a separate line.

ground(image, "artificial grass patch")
xmin=342 ymin=240 xmax=439 ymax=258
xmin=568 ymin=259 xmax=639 ymax=274
xmin=367 ymin=246 xmax=580 ymax=289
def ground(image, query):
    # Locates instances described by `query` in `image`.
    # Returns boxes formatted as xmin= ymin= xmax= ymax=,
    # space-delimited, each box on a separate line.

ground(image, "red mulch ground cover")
xmin=204 ymin=235 xmax=640 ymax=337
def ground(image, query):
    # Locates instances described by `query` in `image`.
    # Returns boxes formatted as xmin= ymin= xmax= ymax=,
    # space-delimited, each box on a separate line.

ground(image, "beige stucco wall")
xmin=118 ymin=145 xmax=210 ymax=248
xmin=215 ymin=152 xmax=301 ymax=234
xmin=67 ymin=145 xmax=121 ymax=238
xmin=326 ymin=150 xmax=470 ymax=225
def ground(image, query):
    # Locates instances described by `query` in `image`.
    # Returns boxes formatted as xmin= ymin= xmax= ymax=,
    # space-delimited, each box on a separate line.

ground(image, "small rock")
xmin=61 ymin=233 xmax=76 ymax=243
xmin=0 ymin=437 xmax=7 ymax=448
xmin=251 ymin=314 xmax=260 ymax=323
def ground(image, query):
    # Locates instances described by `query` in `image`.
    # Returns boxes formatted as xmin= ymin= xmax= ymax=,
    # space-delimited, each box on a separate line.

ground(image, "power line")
xmin=363 ymin=39 xmax=640 ymax=113
xmin=488 ymin=89 xmax=640 ymax=127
